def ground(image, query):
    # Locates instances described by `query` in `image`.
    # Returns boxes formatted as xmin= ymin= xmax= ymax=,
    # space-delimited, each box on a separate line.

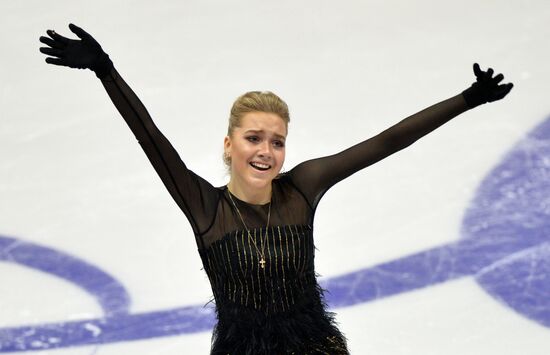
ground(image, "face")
xmin=224 ymin=111 xmax=287 ymax=191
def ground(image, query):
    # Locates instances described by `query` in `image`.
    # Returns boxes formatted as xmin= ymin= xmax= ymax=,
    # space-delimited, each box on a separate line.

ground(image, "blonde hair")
xmin=223 ymin=91 xmax=290 ymax=168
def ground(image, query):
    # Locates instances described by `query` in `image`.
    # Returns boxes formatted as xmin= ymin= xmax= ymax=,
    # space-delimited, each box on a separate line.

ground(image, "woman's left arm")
xmin=385 ymin=63 xmax=513 ymax=152
xmin=289 ymin=64 xmax=513 ymax=208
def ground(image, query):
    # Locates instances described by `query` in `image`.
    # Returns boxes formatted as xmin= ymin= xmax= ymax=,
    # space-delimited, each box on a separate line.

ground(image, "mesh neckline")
xmin=222 ymin=185 xmax=273 ymax=208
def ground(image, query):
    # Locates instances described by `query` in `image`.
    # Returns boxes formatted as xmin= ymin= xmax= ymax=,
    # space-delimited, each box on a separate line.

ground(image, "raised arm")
xmin=290 ymin=64 xmax=513 ymax=209
xmin=39 ymin=24 xmax=218 ymax=239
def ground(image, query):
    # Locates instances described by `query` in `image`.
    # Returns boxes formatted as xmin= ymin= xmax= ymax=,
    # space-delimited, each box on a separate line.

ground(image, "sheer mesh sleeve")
xmin=99 ymin=68 xmax=219 ymax=245
xmin=289 ymin=94 xmax=470 ymax=210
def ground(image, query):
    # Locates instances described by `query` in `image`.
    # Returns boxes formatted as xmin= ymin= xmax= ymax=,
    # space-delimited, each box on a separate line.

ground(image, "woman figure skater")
xmin=39 ymin=24 xmax=513 ymax=354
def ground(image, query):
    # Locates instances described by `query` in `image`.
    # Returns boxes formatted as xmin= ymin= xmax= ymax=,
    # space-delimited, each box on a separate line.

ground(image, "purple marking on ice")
xmin=322 ymin=115 xmax=550 ymax=328
xmin=1 ymin=116 xmax=549 ymax=352
xmin=0 ymin=236 xmax=216 ymax=351
xmin=0 ymin=305 xmax=216 ymax=352
xmin=0 ymin=236 xmax=130 ymax=316
xmin=320 ymin=229 xmax=546 ymax=307
xmin=464 ymin=116 xmax=550 ymax=328
xmin=476 ymin=243 xmax=550 ymax=328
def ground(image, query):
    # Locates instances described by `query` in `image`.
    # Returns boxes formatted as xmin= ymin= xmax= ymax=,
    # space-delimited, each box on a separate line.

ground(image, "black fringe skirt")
xmin=209 ymin=282 xmax=350 ymax=354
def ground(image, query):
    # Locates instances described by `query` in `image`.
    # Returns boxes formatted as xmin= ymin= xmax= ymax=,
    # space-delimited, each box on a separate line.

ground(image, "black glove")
xmin=461 ymin=63 xmax=514 ymax=109
xmin=39 ymin=23 xmax=113 ymax=79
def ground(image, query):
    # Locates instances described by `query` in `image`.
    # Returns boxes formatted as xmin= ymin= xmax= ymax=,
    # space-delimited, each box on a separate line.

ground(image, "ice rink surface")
xmin=1 ymin=0 xmax=549 ymax=354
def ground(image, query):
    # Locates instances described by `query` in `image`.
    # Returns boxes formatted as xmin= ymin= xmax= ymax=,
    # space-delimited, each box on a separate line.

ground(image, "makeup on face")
xmin=224 ymin=112 xmax=287 ymax=197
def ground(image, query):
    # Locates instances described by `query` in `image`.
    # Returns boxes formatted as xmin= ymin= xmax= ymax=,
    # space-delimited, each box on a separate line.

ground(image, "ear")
xmin=223 ymin=135 xmax=231 ymax=155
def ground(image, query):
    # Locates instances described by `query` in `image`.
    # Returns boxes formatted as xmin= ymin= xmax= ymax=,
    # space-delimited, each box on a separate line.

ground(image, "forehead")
xmin=238 ymin=111 xmax=287 ymax=137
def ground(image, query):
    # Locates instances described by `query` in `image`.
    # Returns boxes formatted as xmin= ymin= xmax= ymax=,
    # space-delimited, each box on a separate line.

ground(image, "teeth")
xmin=250 ymin=162 xmax=271 ymax=170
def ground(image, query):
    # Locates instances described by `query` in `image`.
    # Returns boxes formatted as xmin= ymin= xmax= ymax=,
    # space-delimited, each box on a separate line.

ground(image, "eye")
xmin=246 ymin=136 xmax=260 ymax=143
xmin=273 ymin=140 xmax=285 ymax=148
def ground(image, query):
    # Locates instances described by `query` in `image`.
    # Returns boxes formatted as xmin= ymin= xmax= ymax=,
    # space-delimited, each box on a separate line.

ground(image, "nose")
xmin=258 ymin=141 xmax=272 ymax=160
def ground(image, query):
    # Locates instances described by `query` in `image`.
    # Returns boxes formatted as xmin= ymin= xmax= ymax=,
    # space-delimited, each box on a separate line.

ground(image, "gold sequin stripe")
xmin=210 ymin=243 xmax=226 ymax=300
xmin=300 ymin=225 xmax=308 ymax=275
xmin=274 ymin=228 xmax=284 ymax=313
xmin=292 ymin=225 xmax=301 ymax=274
xmin=254 ymin=229 xmax=262 ymax=309
xmin=233 ymin=231 xmax=245 ymax=305
xmin=271 ymin=227 xmax=285 ymax=311
xmin=266 ymin=227 xmax=275 ymax=313
xmin=289 ymin=226 xmax=307 ymax=300
xmin=277 ymin=226 xmax=291 ymax=310
xmin=294 ymin=224 xmax=308 ymax=275
xmin=289 ymin=225 xmax=298 ymax=272
xmin=218 ymin=242 xmax=232 ymax=302
xmin=294 ymin=225 xmax=310 ymax=294
xmin=247 ymin=229 xmax=258 ymax=309
xmin=281 ymin=226 xmax=296 ymax=307
xmin=224 ymin=240 xmax=238 ymax=303
xmin=288 ymin=225 xmax=306 ymax=295
xmin=207 ymin=247 xmax=223 ymax=300
xmin=261 ymin=227 xmax=271 ymax=316
xmin=215 ymin=242 xmax=231 ymax=301
xmin=205 ymin=253 xmax=219 ymax=299
xmin=241 ymin=230 xmax=250 ymax=307
xmin=284 ymin=226 xmax=291 ymax=272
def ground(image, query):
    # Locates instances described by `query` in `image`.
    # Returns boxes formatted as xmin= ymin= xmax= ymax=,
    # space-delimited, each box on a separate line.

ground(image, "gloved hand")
xmin=462 ymin=63 xmax=514 ymax=109
xmin=39 ymin=23 xmax=113 ymax=79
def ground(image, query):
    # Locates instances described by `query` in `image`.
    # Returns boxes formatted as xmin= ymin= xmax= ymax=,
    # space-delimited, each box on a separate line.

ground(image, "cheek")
xmin=277 ymin=150 xmax=286 ymax=166
xmin=232 ymin=144 xmax=248 ymax=159
xmin=234 ymin=147 xmax=256 ymax=167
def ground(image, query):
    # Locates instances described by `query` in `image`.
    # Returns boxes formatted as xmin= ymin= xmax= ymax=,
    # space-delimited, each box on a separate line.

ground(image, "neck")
xmin=227 ymin=180 xmax=272 ymax=205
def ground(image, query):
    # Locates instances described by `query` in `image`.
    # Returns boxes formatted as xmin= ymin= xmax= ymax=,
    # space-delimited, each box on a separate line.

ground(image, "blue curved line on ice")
xmin=325 ymin=116 xmax=550 ymax=328
xmin=1 ymin=116 xmax=549 ymax=352
xmin=324 ymin=115 xmax=550 ymax=328
xmin=464 ymin=115 xmax=550 ymax=328
xmin=0 ymin=305 xmax=216 ymax=352
xmin=0 ymin=236 xmax=130 ymax=317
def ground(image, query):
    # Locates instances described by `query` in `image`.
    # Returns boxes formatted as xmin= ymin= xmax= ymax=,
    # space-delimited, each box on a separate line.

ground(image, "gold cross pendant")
xmin=260 ymin=258 xmax=266 ymax=269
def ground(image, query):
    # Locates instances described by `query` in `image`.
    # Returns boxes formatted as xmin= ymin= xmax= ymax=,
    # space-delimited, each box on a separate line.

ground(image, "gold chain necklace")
xmin=227 ymin=189 xmax=271 ymax=269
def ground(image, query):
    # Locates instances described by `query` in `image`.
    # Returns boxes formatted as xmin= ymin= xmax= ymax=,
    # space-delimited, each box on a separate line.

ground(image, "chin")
xmin=247 ymin=175 xmax=275 ymax=188
xmin=248 ymin=171 xmax=279 ymax=185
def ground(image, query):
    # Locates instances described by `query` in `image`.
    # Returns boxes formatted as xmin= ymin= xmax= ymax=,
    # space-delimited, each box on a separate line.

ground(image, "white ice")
xmin=1 ymin=0 xmax=549 ymax=354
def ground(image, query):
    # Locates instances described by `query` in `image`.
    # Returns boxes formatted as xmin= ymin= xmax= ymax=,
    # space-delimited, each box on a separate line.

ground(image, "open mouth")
xmin=250 ymin=162 xmax=271 ymax=171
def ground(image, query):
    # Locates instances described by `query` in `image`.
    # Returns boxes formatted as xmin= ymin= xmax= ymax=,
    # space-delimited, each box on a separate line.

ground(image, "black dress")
xmin=99 ymin=68 xmax=465 ymax=354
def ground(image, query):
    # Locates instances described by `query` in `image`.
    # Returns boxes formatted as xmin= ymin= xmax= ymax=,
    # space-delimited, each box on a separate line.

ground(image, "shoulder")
xmin=273 ymin=172 xmax=310 ymax=205
xmin=274 ymin=172 xmax=295 ymax=188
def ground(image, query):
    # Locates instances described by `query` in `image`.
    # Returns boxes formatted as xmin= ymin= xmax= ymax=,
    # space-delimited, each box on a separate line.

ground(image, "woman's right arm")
xmin=39 ymin=24 xmax=217 ymax=238
xmin=99 ymin=68 xmax=218 ymax=237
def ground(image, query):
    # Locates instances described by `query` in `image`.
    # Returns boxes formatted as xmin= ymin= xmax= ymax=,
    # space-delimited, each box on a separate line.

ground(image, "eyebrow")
xmin=244 ymin=129 xmax=286 ymax=140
